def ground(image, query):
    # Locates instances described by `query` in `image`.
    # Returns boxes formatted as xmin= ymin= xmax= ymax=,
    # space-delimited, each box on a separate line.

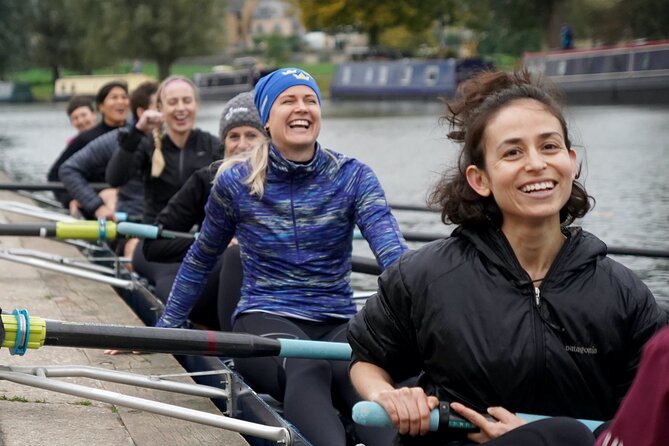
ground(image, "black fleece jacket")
xmin=106 ymin=126 xmax=221 ymax=223
xmin=142 ymin=164 xmax=217 ymax=262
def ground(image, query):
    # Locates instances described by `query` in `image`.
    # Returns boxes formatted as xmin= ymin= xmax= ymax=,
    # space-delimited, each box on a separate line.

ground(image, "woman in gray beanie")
xmin=139 ymin=91 xmax=266 ymax=331
xmin=219 ymin=91 xmax=265 ymax=156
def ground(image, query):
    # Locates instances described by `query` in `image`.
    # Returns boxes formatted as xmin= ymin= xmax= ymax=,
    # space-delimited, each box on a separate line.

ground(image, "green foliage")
xmin=0 ymin=0 xmax=32 ymax=78
xmin=72 ymin=400 xmax=92 ymax=406
xmin=99 ymin=0 xmax=227 ymax=80
xmin=295 ymin=0 xmax=447 ymax=46
xmin=264 ymin=34 xmax=293 ymax=65
xmin=300 ymin=63 xmax=334 ymax=97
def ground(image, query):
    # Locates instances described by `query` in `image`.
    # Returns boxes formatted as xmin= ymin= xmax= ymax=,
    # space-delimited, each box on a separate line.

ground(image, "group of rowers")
xmin=47 ymin=67 xmax=668 ymax=446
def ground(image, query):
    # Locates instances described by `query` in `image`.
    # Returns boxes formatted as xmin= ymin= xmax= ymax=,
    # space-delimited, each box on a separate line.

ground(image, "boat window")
xmin=425 ymin=66 xmax=439 ymax=86
xmin=341 ymin=67 xmax=351 ymax=85
xmin=634 ymin=50 xmax=669 ymax=71
xmin=400 ymin=66 xmax=413 ymax=85
xmin=364 ymin=67 xmax=374 ymax=84
xmin=554 ymin=60 xmax=567 ymax=76
xmin=378 ymin=66 xmax=389 ymax=85
xmin=589 ymin=54 xmax=629 ymax=73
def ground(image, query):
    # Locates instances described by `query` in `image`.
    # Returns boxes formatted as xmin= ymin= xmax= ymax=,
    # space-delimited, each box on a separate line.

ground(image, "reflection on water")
xmin=1 ymin=101 xmax=668 ymax=299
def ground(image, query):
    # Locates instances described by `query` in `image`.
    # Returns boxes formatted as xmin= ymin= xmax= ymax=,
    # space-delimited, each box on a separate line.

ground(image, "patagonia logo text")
xmin=565 ymin=345 xmax=598 ymax=355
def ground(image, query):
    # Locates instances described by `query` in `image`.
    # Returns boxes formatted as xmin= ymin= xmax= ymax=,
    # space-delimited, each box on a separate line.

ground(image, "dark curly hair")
xmin=428 ymin=70 xmax=593 ymax=228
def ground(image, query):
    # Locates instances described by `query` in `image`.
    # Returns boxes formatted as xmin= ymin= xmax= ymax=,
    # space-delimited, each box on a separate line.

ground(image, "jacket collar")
xmin=453 ymin=225 xmax=605 ymax=287
xmin=268 ymin=142 xmax=326 ymax=179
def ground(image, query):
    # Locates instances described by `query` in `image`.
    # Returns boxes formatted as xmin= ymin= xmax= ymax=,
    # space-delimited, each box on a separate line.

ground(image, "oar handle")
xmin=278 ymin=338 xmax=351 ymax=360
xmin=116 ymin=222 xmax=196 ymax=240
xmin=352 ymin=401 xmax=605 ymax=432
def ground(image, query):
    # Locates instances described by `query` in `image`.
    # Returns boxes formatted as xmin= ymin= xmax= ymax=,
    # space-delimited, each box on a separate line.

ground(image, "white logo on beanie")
xmin=225 ymin=106 xmax=250 ymax=121
xmin=281 ymin=68 xmax=311 ymax=81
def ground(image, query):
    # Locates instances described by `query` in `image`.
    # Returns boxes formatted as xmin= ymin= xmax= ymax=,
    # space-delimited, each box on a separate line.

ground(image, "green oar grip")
xmin=55 ymin=219 xmax=117 ymax=240
xmin=1 ymin=310 xmax=46 ymax=355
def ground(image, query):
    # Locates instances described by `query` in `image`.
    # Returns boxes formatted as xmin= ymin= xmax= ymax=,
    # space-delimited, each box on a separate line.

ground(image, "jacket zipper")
xmin=178 ymin=147 xmax=185 ymax=183
xmin=290 ymin=177 xmax=301 ymax=259
xmin=530 ymin=284 xmax=545 ymax=408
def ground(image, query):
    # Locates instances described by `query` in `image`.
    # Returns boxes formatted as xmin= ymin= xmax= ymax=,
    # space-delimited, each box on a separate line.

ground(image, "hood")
xmin=453 ymin=225 xmax=607 ymax=288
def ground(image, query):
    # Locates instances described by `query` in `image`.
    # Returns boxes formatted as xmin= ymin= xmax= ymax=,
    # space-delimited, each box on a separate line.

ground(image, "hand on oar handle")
xmin=450 ymin=402 xmax=526 ymax=443
xmin=352 ymin=401 xmax=605 ymax=433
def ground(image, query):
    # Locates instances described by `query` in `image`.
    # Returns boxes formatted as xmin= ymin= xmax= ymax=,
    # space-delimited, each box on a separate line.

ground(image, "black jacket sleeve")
xmin=348 ymin=251 xmax=423 ymax=383
xmin=106 ymin=126 xmax=149 ymax=187
xmin=59 ymin=129 xmax=122 ymax=216
xmin=142 ymin=166 xmax=215 ymax=263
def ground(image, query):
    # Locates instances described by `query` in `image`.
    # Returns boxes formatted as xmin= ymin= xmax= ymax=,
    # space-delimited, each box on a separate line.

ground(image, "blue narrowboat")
xmin=330 ymin=58 xmax=493 ymax=100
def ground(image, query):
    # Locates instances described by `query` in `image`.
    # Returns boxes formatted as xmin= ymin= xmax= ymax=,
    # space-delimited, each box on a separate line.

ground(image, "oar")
xmin=1 ymin=309 xmax=352 ymax=360
xmin=389 ymin=203 xmax=439 ymax=213
xmin=0 ymin=221 xmax=195 ymax=241
xmin=0 ymin=182 xmax=109 ymax=192
xmin=354 ymin=231 xmax=669 ymax=259
xmin=352 ymin=401 xmax=605 ymax=432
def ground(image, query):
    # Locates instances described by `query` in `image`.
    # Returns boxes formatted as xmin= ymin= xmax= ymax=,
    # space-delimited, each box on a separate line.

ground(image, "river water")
xmin=1 ymin=100 xmax=668 ymax=301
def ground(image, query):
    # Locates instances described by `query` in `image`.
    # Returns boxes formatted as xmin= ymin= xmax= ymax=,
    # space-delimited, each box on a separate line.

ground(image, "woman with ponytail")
xmin=105 ymin=75 xmax=221 ymax=305
xmin=106 ymin=75 xmax=221 ymax=223
xmin=157 ymin=68 xmax=407 ymax=446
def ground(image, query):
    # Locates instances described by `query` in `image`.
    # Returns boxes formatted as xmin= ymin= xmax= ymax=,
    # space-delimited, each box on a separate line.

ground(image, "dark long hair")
xmin=428 ymin=70 xmax=593 ymax=228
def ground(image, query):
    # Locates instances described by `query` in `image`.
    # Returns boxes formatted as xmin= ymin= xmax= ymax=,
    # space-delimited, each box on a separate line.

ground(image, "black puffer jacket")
xmin=349 ymin=226 xmax=667 ymax=432
xmin=107 ymin=126 xmax=221 ymax=223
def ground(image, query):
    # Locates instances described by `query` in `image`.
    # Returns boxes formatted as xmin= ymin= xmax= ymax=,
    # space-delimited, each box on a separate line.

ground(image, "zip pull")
xmin=534 ymin=287 xmax=541 ymax=306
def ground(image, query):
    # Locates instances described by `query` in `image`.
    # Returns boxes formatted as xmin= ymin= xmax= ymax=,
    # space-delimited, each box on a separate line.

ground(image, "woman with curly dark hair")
xmin=348 ymin=70 xmax=667 ymax=445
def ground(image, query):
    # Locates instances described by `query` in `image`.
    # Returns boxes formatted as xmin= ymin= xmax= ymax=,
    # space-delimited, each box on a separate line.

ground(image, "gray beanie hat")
xmin=219 ymin=91 xmax=264 ymax=143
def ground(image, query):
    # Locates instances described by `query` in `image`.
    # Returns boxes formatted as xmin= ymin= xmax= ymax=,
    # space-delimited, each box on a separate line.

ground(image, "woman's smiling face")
xmin=266 ymin=85 xmax=321 ymax=156
xmin=98 ymin=86 xmax=129 ymax=127
xmin=159 ymin=80 xmax=198 ymax=135
xmin=466 ymin=98 xmax=577 ymax=227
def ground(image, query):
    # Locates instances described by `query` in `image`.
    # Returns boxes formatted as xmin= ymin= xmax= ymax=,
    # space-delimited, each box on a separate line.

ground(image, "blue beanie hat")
xmin=254 ymin=68 xmax=321 ymax=126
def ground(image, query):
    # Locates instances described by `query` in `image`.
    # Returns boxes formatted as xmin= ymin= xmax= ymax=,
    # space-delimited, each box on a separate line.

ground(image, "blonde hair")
xmin=151 ymin=75 xmax=200 ymax=177
xmin=215 ymin=137 xmax=270 ymax=197
xmin=215 ymin=141 xmax=341 ymax=198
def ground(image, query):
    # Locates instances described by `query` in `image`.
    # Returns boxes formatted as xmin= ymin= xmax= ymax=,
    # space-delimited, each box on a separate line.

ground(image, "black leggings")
xmin=233 ymin=313 xmax=396 ymax=446
xmin=132 ymin=240 xmax=221 ymax=329
xmin=216 ymin=244 xmax=243 ymax=331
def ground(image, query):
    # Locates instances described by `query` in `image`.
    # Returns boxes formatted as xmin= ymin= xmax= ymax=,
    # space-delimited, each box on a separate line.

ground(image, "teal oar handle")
xmin=117 ymin=222 xmax=159 ymax=239
xmin=278 ymin=338 xmax=352 ymax=360
xmin=352 ymin=401 xmax=605 ymax=432
xmin=116 ymin=222 xmax=196 ymax=240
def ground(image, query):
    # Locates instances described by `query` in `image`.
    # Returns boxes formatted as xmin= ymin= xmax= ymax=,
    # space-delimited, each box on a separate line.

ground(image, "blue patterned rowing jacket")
xmin=157 ymin=143 xmax=408 ymax=328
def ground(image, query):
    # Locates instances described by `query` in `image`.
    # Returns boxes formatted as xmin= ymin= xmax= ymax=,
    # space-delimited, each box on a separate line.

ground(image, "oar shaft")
xmin=43 ymin=320 xmax=282 ymax=357
xmin=0 ymin=223 xmax=57 ymax=237
xmin=0 ymin=182 xmax=109 ymax=192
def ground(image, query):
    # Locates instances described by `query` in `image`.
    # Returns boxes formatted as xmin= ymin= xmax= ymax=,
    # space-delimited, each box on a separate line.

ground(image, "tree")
xmin=0 ymin=0 xmax=32 ymax=79
xmin=30 ymin=0 xmax=110 ymax=83
xmin=295 ymin=0 xmax=448 ymax=47
xmin=101 ymin=0 xmax=227 ymax=80
xmin=617 ymin=0 xmax=669 ymax=41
